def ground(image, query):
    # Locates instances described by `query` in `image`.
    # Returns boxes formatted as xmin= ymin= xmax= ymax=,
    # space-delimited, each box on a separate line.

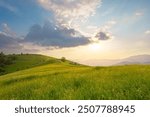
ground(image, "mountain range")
xmin=78 ymin=54 xmax=150 ymax=66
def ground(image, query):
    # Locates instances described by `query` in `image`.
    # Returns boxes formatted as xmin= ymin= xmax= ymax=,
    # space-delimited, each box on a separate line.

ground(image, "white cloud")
xmin=38 ymin=0 xmax=101 ymax=28
xmin=1 ymin=23 xmax=17 ymax=38
xmin=145 ymin=30 xmax=150 ymax=34
xmin=135 ymin=12 xmax=143 ymax=16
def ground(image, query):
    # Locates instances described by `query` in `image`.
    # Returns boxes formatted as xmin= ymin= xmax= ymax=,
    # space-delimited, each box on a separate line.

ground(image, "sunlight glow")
xmin=88 ymin=43 xmax=101 ymax=51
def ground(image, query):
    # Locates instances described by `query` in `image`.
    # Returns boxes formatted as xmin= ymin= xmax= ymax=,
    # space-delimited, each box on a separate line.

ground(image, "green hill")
xmin=0 ymin=54 xmax=150 ymax=100
xmin=0 ymin=54 xmax=63 ymax=75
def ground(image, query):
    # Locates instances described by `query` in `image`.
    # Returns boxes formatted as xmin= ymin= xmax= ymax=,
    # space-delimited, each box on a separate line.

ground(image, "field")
xmin=0 ymin=54 xmax=150 ymax=100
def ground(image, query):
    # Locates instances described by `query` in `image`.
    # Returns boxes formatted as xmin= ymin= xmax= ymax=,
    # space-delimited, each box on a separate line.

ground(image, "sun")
xmin=88 ymin=43 xmax=101 ymax=51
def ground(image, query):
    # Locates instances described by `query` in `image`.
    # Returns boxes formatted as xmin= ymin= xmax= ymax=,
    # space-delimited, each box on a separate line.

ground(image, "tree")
xmin=0 ymin=67 xmax=5 ymax=74
xmin=61 ymin=57 xmax=66 ymax=62
xmin=0 ymin=52 xmax=5 ymax=67
xmin=0 ymin=52 xmax=16 ymax=68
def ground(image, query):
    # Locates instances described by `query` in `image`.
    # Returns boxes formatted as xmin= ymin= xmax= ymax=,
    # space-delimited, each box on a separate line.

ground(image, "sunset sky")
xmin=0 ymin=0 xmax=150 ymax=64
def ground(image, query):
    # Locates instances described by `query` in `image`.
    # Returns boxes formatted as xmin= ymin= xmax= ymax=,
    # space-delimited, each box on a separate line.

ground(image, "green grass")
xmin=2 ymin=54 xmax=62 ymax=74
xmin=0 ymin=54 xmax=150 ymax=100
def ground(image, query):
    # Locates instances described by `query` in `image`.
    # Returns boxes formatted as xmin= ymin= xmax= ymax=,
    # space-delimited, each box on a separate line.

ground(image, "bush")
xmin=0 ymin=67 xmax=5 ymax=73
xmin=0 ymin=52 xmax=16 ymax=67
xmin=61 ymin=57 xmax=66 ymax=62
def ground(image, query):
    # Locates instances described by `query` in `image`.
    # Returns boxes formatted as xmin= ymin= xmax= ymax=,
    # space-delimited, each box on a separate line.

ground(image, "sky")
xmin=0 ymin=0 xmax=150 ymax=65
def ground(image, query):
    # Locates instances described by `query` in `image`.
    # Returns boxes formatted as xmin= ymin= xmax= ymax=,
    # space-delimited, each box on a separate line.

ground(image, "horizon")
xmin=1 ymin=52 xmax=150 ymax=66
xmin=0 ymin=0 xmax=150 ymax=65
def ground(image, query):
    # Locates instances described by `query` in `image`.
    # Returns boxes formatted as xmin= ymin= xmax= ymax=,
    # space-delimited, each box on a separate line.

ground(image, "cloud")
xmin=24 ymin=21 xmax=90 ymax=47
xmin=0 ymin=23 xmax=41 ymax=52
xmin=92 ymin=20 xmax=116 ymax=41
xmin=38 ymin=0 xmax=114 ymax=43
xmin=19 ymin=42 xmax=51 ymax=53
xmin=0 ymin=22 xmax=91 ymax=54
xmin=145 ymin=30 xmax=150 ymax=35
xmin=38 ymin=0 xmax=101 ymax=28
xmin=0 ymin=31 xmax=22 ymax=51
xmin=135 ymin=12 xmax=143 ymax=16
xmin=0 ymin=24 xmax=22 ymax=51
xmin=102 ymin=20 xmax=117 ymax=31
xmin=1 ymin=23 xmax=17 ymax=38
xmin=0 ymin=0 xmax=18 ymax=13
xmin=0 ymin=23 xmax=42 ymax=53
xmin=95 ymin=31 xmax=112 ymax=40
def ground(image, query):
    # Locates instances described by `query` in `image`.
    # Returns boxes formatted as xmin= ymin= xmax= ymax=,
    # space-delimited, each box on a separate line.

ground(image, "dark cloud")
xmin=24 ymin=21 xmax=90 ymax=47
xmin=0 ymin=22 xmax=113 ymax=54
xmin=0 ymin=32 xmax=21 ymax=49
xmin=95 ymin=31 xmax=111 ymax=40
xmin=0 ymin=23 xmax=22 ymax=52
xmin=0 ymin=32 xmax=38 ymax=53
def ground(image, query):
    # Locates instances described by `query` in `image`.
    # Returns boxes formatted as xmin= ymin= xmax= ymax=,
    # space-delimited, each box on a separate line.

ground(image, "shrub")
xmin=61 ymin=57 xmax=66 ymax=62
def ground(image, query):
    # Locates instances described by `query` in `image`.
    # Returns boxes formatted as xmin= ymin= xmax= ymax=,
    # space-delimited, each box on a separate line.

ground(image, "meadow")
xmin=0 ymin=54 xmax=150 ymax=100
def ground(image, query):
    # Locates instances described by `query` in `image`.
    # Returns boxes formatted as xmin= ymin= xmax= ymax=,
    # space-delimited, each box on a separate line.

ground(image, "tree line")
xmin=0 ymin=52 xmax=16 ymax=74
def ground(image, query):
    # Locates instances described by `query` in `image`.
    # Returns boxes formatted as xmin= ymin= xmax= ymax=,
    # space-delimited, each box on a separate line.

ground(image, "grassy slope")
xmin=3 ymin=54 xmax=61 ymax=74
xmin=0 ymin=57 xmax=150 ymax=99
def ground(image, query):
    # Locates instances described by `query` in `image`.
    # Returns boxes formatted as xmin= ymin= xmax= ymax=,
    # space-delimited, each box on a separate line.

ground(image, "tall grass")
xmin=0 ymin=64 xmax=150 ymax=100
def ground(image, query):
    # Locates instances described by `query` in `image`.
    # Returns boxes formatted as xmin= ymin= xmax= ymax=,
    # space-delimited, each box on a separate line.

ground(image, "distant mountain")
xmin=78 ymin=59 xmax=119 ymax=66
xmin=78 ymin=54 xmax=150 ymax=66
xmin=116 ymin=55 xmax=150 ymax=65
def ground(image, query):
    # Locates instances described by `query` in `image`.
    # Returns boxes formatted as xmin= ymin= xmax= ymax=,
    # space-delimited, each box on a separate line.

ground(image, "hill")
xmin=0 ymin=54 xmax=150 ymax=99
xmin=80 ymin=54 xmax=150 ymax=66
xmin=116 ymin=54 xmax=150 ymax=65
xmin=0 ymin=54 xmax=64 ymax=75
